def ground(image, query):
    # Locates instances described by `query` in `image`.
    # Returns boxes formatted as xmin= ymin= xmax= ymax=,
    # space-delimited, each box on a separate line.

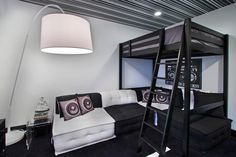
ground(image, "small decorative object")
xmin=34 ymin=97 xmax=50 ymax=124
xmin=35 ymin=97 xmax=49 ymax=112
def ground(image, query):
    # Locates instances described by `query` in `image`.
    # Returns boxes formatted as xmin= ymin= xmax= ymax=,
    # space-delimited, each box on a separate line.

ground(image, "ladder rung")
xmin=147 ymin=106 xmax=167 ymax=116
xmin=150 ymin=91 xmax=163 ymax=95
xmin=144 ymin=121 xmax=164 ymax=134
xmin=140 ymin=136 xmax=161 ymax=154
xmin=156 ymin=62 xmax=177 ymax=65
xmin=154 ymin=77 xmax=167 ymax=80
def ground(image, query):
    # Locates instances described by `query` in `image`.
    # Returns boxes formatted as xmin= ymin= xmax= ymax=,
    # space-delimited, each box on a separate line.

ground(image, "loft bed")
xmin=119 ymin=19 xmax=228 ymax=113
xmin=120 ymin=22 xmax=225 ymax=59
xmin=119 ymin=19 xmax=229 ymax=156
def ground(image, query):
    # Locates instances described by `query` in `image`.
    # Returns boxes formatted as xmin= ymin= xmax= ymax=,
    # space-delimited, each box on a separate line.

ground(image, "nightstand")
xmin=0 ymin=119 xmax=6 ymax=157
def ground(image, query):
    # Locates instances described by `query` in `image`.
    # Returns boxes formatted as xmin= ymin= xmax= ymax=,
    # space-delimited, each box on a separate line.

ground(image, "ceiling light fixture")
xmin=154 ymin=11 xmax=162 ymax=17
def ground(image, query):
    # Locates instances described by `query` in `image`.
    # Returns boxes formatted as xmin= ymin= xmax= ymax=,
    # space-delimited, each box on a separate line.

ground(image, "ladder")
xmin=138 ymin=26 xmax=186 ymax=157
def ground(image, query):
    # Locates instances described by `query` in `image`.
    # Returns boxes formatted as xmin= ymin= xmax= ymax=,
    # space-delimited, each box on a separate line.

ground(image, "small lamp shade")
xmin=40 ymin=14 xmax=93 ymax=54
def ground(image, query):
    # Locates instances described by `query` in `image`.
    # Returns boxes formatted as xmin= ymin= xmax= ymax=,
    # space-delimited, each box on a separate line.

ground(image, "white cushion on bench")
xmin=100 ymin=90 xmax=137 ymax=108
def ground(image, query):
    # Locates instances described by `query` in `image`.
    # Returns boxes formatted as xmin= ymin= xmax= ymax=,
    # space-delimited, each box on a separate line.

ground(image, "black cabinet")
xmin=0 ymin=119 xmax=6 ymax=157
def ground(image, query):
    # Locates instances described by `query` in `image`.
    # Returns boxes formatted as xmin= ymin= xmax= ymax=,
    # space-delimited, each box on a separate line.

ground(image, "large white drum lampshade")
xmin=41 ymin=14 xmax=93 ymax=54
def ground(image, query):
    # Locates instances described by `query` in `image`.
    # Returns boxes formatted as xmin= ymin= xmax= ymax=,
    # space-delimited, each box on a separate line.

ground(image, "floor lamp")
xmin=6 ymin=4 xmax=93 ymax=146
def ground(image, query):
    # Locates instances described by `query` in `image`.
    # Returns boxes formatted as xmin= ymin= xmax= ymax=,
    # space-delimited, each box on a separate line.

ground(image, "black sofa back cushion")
xmin=132 ymin=87 xmax=183 ymax=108
xmin=55 ymin=93 xmax=102 ymax=117
xmin=193 ymin=90 xmax=225 ymax=118
xmin=131 ymin=87 xmax=150 ymax=102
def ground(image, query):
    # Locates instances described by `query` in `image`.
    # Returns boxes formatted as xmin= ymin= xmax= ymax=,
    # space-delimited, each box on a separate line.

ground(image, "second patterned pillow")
xmin=77 ymin=95 xmax=94 ymax=115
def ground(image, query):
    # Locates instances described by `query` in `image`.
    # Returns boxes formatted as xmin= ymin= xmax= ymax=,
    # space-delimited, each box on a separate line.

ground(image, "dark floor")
xmin=6 ymin=131 xmax=236 ymax=157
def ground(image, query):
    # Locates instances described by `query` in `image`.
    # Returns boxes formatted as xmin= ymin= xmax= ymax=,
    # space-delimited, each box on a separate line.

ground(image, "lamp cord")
xmin=6 ymin=4 xmax=64 ymax=130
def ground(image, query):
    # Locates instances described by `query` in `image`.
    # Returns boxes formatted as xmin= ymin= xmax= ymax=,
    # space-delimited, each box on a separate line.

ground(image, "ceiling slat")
xmin=20 ymin=0 xmax=236 ymax=31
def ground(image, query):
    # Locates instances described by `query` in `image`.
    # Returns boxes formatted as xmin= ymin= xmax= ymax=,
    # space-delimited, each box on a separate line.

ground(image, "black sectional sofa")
xmin=55 ymin=87 xmax=232 ymax=153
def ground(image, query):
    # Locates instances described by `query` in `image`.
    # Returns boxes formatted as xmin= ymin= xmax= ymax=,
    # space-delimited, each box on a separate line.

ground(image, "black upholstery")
xmin=190 ymin=116 xmax=232 ymax=150
xmin=193 ymin=90 xmax=225 ymax=118
xmin=156 ymin=108 xmax=232 ymax=151
xmin=104 ymin=103 xmax=145 ymax=135
xmin=55 ymin=93 xmax=102 ymax=117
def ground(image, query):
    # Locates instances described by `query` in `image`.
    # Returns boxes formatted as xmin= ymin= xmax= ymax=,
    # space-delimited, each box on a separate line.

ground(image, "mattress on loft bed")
xmin=122 ymin=24 xmax=223 ymax=57
xmin=52 ymin=108 xmax=115 ymax=156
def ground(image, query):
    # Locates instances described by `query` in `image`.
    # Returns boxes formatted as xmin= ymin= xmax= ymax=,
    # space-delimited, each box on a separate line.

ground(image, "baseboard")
xmin=231 ymin=129 xmax=236 ymax=137
xmin=10 ymin=125 xmax=26 ymax=131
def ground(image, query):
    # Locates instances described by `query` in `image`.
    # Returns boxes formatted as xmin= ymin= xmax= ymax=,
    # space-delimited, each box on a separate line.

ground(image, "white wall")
xmin=192 ymin=3 xmax=236 ymax=130
xmin=122 ymin=58 xmax=153 ymax=88
xmin=0 ymin=0 xmax=150 ymax=126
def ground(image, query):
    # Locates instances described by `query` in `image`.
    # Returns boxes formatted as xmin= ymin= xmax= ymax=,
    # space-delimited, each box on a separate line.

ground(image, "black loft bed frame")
xmin=119 ymin=19 xmax=228 ymax=156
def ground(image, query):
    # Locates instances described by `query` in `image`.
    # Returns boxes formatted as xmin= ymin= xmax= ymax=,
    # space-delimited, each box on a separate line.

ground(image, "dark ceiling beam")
xmin=21 ymin=0 xmax=158 ymax=30
xmin=161 ymin=0 xmax=204 ymax=15
xmin=73 ymin=0 xmax=168 ymax=27
xmin=192 ymin=0 xmax=217 ymax=10
xmin=207 ymin=0 xmax=224 ymax=8
xmin=155 ymin=0 xmax=207 ymax=16
xmin=20 ymin=0 xmax=236 ymax=31
xmin=52 ymin=0 xmax=162 ymax=28
xmin=113 ymin=0 xmax=179 ymax=24
xmin=132 ymin=0 xmax=190 ymax=21
xmin=190 ymin=0 xmax=216 ymax=11
xmin=214 ymin=0 xmax=229 ymax=6
xmin=93 ymin=0 xmax=173 ymax=26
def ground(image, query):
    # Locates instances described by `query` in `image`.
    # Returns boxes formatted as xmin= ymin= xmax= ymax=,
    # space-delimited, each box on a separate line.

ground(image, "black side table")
xmin=28 ymin=120 xmax=52 ymax=137
xmin=25 ymin=120 xmax=52 ymax=151
xmin=0 ymin=119 xmax=6 ymax=157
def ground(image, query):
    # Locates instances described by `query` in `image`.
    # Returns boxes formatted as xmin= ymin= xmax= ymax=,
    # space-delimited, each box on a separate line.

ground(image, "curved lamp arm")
xmin=7 ymin=4 xmax=65 ymax=128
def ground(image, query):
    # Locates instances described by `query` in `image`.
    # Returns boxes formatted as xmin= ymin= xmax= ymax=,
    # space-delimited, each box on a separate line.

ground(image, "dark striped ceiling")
xmin=21 ymin=0 xmax=236 ymax=31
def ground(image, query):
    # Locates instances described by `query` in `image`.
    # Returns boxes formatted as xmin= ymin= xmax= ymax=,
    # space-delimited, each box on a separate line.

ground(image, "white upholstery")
xmin=53 ymin=108 xmax=115 ymax=155
xmin=100 ymin=90 xmax=138 ymax=108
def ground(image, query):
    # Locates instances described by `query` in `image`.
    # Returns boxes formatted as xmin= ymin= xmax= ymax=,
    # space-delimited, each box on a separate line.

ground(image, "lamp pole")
xmin=6 ymin=4 xmax=65 ymax=146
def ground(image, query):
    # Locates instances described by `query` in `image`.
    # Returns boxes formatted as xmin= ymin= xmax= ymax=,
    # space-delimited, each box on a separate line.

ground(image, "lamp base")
xmin=6 ymin=130 xmax=25 ymax=146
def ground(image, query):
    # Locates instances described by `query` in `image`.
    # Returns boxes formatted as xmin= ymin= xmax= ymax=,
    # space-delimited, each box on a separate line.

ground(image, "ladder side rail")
xmin=139 ymin=29 xmax=165 ymax=139
xmin=183 ymin=18 xmax=192 ymax=157
xmin=160 ymin=26 xmax=186 ymax=156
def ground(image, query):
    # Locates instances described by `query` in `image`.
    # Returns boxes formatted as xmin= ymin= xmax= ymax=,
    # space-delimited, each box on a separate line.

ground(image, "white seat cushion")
xmin=53 ymin=108 xmax=115 ymax=155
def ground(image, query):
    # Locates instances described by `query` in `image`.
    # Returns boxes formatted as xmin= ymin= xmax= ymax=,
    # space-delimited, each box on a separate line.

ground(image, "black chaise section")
xmin=157 ymin=108 xmax=232 ymax=151
xmin=105 ymin=103 xmax=145 ymax=135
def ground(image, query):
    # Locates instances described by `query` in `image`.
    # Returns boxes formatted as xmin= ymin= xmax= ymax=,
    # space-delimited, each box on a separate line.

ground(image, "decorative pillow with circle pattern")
xmin=142 ymin=89 xmax=156 ymax=103
xmin=59 ymin=98 xmax=82 ymax=121
xmin=77 ymin=95 xmax=94 ymax=115
xmin=155 ymin=90 xmax=170 ymax=104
